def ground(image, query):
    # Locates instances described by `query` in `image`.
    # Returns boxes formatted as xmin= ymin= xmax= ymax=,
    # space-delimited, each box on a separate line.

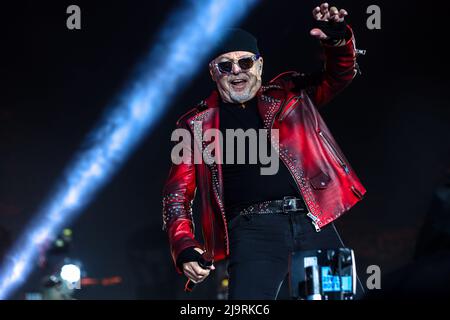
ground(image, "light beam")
xmin=0 ymin=0 xmax=257 ymax=299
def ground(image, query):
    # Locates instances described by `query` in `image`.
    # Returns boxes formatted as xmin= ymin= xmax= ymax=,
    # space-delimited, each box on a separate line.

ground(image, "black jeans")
xmin=226 ymin=212 xmax=363 ymax=300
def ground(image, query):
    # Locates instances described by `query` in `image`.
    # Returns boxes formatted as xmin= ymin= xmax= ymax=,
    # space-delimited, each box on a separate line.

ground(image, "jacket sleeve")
xmin=287 ymin=25 xmax=357 ymax=108
xmin=162 ymin=120 xmax=202 ymax=274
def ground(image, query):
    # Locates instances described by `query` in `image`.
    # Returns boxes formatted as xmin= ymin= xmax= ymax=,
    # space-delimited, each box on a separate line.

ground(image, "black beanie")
xmin=209 ymin=28 xmax=260 ymax=62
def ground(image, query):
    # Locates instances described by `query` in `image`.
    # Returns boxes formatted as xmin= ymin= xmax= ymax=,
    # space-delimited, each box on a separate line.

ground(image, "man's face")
xmin=209 ymin=51 xmax=263 ymax=104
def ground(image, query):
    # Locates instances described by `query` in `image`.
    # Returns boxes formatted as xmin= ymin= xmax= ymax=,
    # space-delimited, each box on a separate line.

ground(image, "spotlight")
xmin=55 ymin=239 xmax=64 ymax=248
xmin=221 ymin=278 xmax=229 ymax=288
xmin=62 ymin=229 xmax=72 ymax=238
xmin=0 ymin=0 xmax=257 ymax=299
xmin=60 ymin=264 xmax=81 ymax=284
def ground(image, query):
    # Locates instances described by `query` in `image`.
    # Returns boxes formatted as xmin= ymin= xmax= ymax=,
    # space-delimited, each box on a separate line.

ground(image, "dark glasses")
xmin=213 ymin=54 xmax=260 ymax=74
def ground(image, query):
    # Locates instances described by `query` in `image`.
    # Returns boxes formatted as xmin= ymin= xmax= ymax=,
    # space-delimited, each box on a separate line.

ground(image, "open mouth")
xmin=230 ymin=79 xmax=248 ymax=90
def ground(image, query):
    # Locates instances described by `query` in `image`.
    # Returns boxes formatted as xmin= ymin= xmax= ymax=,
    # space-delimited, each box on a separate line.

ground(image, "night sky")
xmin=1 ymin=0 xmax=449 ymax=299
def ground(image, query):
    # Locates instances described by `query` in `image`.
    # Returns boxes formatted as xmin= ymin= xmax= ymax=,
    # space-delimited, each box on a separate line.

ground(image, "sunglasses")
xmin=212 ymin=54 xmax=260 ymax=74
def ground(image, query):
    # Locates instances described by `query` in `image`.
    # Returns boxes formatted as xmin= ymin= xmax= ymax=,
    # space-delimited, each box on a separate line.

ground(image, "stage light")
xmin=60 ymin=264 xmax=81 ymax=284
xmin=55 ymin=239 xmax=64 ymax=248
xmin=221 ymin=278 xmax=229 ymax=288
xmin=0 ymin=0 xmax=257 ymax=299
xmin=62 ymin=229 xmax=72 ymax=237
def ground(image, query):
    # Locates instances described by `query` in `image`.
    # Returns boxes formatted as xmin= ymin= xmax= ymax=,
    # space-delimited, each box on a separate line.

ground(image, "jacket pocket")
xmin=318 ymin=130 xmax=350 ymax=175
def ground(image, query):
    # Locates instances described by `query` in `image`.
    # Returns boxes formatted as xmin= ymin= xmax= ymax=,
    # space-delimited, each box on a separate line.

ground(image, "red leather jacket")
xmin=163 ymin=26 xmax=366 ymax=272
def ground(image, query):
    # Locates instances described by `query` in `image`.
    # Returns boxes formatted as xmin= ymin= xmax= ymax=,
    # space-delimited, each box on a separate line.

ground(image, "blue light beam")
xmin=0 ymin=0 xmax=257 ymax=299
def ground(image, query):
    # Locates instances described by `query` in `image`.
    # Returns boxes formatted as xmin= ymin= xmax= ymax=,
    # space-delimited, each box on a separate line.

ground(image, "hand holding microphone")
xmin=180 ymin=247 xmax=215 ymax=292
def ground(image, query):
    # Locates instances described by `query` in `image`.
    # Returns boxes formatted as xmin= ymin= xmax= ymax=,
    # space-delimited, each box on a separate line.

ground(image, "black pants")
xmin=226 ymin=212 xmax=364 ymax=300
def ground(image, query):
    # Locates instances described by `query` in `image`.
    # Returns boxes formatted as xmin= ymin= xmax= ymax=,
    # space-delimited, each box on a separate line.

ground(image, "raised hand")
xmin=310 ymin=3 xmax=348 ymax=41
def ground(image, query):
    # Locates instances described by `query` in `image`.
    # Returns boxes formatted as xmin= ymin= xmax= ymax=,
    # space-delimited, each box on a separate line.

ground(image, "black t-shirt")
xmin=219 ymin=97 xmax=300 ymax=221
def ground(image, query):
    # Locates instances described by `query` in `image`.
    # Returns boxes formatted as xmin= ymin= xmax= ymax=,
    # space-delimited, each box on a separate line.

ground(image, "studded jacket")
xmin=162 ymin=26 xmax=366 ymax=272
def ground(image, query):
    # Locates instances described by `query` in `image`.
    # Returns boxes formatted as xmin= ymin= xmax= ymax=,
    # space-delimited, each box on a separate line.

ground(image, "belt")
xmin=237 ymin=196 xmax=308 ymax=216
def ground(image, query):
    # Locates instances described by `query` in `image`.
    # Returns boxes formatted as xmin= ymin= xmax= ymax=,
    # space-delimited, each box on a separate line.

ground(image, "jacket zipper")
xmin=279 ymin=96 xmax=301 ymax=121
xmin=278 ymin=153 xmax=321 ymax=232
xmin=351 ymin=185 xmax=364 ymax=199
xmin=318 ymin=130 xmax=350 ymax=174
xmin=270 ymin=105 xmax=321 ymax=232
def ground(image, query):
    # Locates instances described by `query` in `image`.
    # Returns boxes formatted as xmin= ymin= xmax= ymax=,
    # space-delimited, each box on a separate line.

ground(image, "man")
xmin=162 ymin=3 xmax=366 ymax=299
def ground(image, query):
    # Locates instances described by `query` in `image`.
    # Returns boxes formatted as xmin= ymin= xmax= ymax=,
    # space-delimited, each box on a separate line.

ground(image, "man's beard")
xmin=228 ymin=78 xmax=259 ymax=103
xmin=229 ymin=89 xmax=253 ymax=103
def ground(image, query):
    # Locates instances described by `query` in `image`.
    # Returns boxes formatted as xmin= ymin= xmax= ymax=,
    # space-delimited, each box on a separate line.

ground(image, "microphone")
xmin=184 ymin=253 xmax=213 ymax=292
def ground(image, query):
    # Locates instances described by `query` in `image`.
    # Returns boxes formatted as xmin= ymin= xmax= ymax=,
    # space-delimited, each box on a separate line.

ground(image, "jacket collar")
xmin=191 ymin=86 xmax=283 ymax=130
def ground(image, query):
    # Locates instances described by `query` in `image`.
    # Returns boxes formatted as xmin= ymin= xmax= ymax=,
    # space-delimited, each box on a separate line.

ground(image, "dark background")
xmin=1 ymin=0 xmax=449 ymax=299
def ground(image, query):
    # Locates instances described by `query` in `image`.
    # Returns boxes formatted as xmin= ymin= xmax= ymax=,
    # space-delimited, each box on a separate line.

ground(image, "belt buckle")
xmin=283 ymin=196 xmax=297 ymax=213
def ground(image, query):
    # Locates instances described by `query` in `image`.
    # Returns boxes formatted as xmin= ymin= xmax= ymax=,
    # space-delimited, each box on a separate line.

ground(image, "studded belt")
xmin=237 ymin=196 xmax=308 ymax=216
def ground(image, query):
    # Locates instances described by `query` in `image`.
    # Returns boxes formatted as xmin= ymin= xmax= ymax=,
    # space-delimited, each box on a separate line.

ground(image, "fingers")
xmin=320 ymin=2 xmax=329 ymax=20
xmin=183 ymin=261 xmax=211 ymax=283
xmin=312 ymin=3 xmax=329 ymax=20
xmin=183 ymin=248 xmax=215 ymax=283
xmin=313 ymin=3 xmax=348 ymax=22
xmin=339 ymin=9 xmax=348 ymax=19
xmin=329 ymin=7 xmax=347 ymax=22
xmin=310 ymin=28 xmax=328 ymax=40
xmin=312 ymin=6 xmax=321 ymax=20
xmin=329 ymin=6 xmax=339 ymax=22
